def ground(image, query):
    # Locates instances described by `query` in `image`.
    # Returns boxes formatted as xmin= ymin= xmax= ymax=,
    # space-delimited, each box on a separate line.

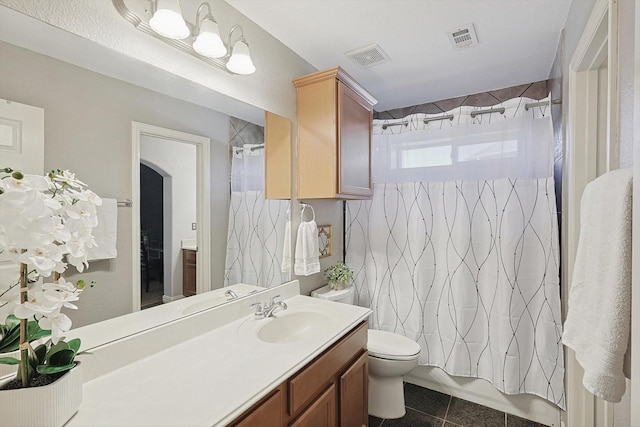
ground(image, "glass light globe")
xmin=226 ymin=40 xmax=256 ymax=75
xmin=149 ymin=0 xmax=190 ymax=40
xmin=193 ymin=19 xmax=227 ymax=58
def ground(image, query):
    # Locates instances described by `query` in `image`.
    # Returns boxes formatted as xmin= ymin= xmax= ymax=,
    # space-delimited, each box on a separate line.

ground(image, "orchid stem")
xmin=19 ymin=261 xmax=28 ymax=388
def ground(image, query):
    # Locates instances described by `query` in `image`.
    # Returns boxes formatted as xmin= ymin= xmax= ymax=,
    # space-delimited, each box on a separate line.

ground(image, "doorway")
xmin=140 ymin=163 xmax=164 ymax=309
xmin=131 ymin=122 xmax=211 ymax=312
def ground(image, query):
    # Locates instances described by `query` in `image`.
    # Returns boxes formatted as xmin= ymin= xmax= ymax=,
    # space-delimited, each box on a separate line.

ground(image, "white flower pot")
xmin=0 ymin=363 xmax=83 ymax=427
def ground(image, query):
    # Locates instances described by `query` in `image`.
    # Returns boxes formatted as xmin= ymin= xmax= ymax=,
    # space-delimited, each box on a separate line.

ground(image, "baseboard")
xmin=162 ymin=294 xmax=184 ymax=304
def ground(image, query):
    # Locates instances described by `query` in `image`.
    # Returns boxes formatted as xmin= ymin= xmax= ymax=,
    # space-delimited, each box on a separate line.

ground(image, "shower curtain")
xmin=224 ymin=144 xmax=290 ymax=288
xmin=346 ymin=98 xmax=565 ymax=408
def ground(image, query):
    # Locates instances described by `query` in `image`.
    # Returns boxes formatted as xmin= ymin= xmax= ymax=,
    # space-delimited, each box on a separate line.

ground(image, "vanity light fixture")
xmin=225 ymin=25 xmax=256 ymax=75
xmin=136 ymin=0 xmax=255 ymax=75
xmin=192 ymin=3 xmax=227 ymax=58
xmin=149 ymin=0 xmax=190 ymax=40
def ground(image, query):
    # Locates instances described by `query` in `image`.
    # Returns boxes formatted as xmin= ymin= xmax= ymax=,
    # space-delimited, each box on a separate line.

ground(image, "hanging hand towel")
xmin=281 ymin=220 xmax=291 ymax=273
xmin=562 ymin=168 xmax=632 ymax=403
xmin=86 ymin=198 xmax=118 ymax=261
xmin=294 ymin=219 xmax=320 ymax=276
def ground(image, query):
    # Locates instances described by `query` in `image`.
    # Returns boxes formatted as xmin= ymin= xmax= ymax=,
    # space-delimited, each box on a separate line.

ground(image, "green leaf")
xmin=0 ymin=356 xmax=20 ymax=365
xmin=47 ymin=348 xmax=75 ymax=367
xmin=37 ymin=362 xmax=76 ymax=375
xmin=45 ymin=341 xmax=70 ymax=364
xmin=34 ymin=344 xmax=47 ymax=364
xmin=4 ymin=314 xmax=19 ymax=330
xmin=27 ymin=320 xmax=51 ymax=341
xmin=66 ymin=338 xmax=81 ymax=355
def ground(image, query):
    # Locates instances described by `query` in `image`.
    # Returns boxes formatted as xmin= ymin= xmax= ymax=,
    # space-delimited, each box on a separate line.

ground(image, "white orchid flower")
xmin=1 ymin=167 xmax=101 ymax=350
xmin=14 ymin=291 xmax=62 ymax=319
xmin=52 ymin=169 xmax=86 ymax=189
xmin=37 ymin=313 xmax=72 ymax=345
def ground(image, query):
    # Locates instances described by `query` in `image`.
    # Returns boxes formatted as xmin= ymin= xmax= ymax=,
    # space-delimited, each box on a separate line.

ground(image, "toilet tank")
xmin=311 ymin=284 xmax=355 ymax=305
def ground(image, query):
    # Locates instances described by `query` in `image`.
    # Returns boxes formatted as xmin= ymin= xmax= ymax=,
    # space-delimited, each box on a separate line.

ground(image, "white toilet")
xmin=311 ymin=284 xmax=421 ymax=419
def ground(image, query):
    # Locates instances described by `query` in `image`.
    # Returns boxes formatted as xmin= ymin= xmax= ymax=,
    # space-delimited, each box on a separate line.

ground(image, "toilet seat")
xmin=367 ymin=330 xmax=421 ymax=361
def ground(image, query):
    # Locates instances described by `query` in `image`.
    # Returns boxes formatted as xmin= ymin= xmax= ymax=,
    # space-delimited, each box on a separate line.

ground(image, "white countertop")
xmin=65 ymin=293 xmax=371 ymax=427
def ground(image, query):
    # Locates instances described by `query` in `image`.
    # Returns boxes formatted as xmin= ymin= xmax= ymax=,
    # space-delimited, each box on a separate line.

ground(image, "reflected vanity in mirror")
xmin=0 ymin=4 xmax=292 ymax=337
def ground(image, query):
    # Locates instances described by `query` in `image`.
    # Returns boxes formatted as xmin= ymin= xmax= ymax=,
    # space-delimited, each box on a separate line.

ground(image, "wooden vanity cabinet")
xmin=182 ymin=249 xmax=196 ymax=297
xmin=229 ymin=321 xmax=368 ymax=427
xmin=294 ymin=67 xmax=377 ymax=200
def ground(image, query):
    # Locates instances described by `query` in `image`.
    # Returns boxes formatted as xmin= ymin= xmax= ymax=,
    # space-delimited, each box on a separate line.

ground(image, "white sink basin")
xmin=257 ymin=311 xmax=329 ymax=344
xmin=236 ymin=298 xmax=343 ymax=345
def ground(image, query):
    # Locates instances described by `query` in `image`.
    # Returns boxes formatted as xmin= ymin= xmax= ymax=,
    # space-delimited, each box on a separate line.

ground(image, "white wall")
xmin=141 ymin=135 xmax=197 ymax=299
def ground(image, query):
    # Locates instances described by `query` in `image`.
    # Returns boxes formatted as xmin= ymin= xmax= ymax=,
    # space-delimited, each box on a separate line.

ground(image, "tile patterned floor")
xmin=368 ymin=383 xmax=549 ymax=427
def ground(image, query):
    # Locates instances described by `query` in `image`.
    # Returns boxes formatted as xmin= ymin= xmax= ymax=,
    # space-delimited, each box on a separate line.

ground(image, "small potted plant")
xmin=324 ymin=262 xmax=354 ymax=290
xmin=0 ymin=167 xmax=100 ymax=426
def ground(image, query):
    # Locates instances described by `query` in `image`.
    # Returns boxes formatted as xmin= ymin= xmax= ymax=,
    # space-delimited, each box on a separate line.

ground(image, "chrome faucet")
xmin=251 ymin=295 xmax=287 ymax=318
xmin=225 ymin=289 xmax=239 ymax=300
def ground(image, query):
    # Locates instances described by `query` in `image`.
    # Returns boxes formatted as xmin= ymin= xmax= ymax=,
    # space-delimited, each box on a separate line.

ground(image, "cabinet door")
xmin=265 ymin=111 xmax=292 ymax=199
xmin=337 ymin=81 xmax=373 ymax=198
xmin=231 ymin=386 xmax=285 ymax=427
xmin=339 ymin=351 xmax=368 ymax=427
xmin=182 ymin=249 xmax=197 ymax=297
xmin=290 ymin=383 xmax=336 ymax=427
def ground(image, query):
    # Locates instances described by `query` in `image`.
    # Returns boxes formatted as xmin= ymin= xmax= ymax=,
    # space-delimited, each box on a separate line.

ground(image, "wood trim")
xmin=293 ymin=66 xmax=377 ymax=107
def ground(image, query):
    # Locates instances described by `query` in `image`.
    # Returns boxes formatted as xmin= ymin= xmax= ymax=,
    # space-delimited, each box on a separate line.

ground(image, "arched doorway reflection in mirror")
xmin=140 ymin=162 xmax=165 ymax=309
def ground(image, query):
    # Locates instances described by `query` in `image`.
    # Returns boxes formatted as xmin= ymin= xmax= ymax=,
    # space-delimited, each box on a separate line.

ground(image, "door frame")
xmin=563 ymin=0 xmax=620 ymax=426
xmin=131 ymin=122 xmax=211 ymax=311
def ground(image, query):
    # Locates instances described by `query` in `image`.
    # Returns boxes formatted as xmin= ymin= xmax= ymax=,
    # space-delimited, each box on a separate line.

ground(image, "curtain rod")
xmin=382 ymin=114 xmax=454 ymax=129
xmin=380 ymin=98 xmax=563 ymax=129
xmin=234 ymin=144 xmax=265 ymax=154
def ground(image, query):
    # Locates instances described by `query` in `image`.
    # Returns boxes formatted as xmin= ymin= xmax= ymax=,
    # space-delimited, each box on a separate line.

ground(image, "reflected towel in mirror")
xmin=86 ymin=198 xmax=118 ymax=261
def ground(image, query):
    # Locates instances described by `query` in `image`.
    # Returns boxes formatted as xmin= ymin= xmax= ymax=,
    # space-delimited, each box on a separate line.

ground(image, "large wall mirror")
xmin=0 ymin=5 xmax=292 ymax=330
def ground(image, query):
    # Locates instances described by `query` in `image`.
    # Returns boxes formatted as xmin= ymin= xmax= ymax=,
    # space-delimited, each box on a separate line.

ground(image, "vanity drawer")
xmin=288 ymin=321 xmax=367 ymax=417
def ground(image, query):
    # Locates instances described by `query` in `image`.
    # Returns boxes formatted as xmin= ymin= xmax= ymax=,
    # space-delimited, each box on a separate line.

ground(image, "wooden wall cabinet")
xmin=182 ymin=249 xmax=196 ymax=297
xmin=294 ymin=66 xmax=377 ymax=199
xmin=229 ymin=321 xmax=368 ymax=427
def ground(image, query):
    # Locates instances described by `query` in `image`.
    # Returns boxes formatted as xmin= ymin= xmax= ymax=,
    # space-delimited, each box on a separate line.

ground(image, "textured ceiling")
xmin=226 ymin=0 xmax=573 ymax=111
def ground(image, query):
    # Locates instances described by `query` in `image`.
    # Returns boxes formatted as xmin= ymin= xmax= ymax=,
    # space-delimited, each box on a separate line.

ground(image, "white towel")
xmin=562 ymin=168 xmax=632 ymax=403
xmin=281 ymin=220 xmax=291 ymax=273
xmin=294 ymin=220 xmax=320 ymax=276
xmin=86 ymin=198 xmax=118 ymax=261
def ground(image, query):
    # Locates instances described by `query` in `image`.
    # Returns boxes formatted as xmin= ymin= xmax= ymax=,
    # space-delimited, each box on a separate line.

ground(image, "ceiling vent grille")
xmin=447 ymin=23 xmax=479 ymax=49
xmin=345 ymin=44 xmax=390 ymax=68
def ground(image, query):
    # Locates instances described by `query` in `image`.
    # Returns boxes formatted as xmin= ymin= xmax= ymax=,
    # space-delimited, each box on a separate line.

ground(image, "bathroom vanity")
xmin=230 ymin=321 xmax=368 ymax=426
xmin=63 ymin=281 xmax=371 ymax=426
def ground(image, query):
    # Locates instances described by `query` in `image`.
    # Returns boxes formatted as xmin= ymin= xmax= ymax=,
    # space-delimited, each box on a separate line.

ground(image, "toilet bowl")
xmin=311 ymin=284 xmax=421 ymax=419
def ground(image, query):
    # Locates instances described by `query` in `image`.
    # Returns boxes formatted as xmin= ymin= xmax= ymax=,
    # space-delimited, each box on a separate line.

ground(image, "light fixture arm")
xmin=227 ymin=25 xmax=247 ymax=54
xmin=195 ymin=2 xmax=216 ymax=35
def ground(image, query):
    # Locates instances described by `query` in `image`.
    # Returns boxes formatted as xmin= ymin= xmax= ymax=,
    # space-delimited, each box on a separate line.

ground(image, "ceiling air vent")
xmin=447 ymin=23 xmax=479 ymax=49
xmin=345 ymin=44 xmax=390 ymax=68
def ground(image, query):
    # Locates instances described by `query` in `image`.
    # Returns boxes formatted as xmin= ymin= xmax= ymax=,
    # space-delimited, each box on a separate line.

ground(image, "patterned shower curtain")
xmin=346 ymin=98 xmax=565 ymax=408
xmin=224 ymin=144 xmax=290 ymax=288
